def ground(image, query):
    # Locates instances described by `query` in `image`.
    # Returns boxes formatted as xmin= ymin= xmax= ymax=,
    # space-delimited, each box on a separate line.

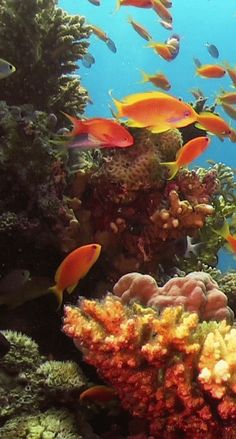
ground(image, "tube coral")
xmin=64 ymin=295 xmax=236 ymax=438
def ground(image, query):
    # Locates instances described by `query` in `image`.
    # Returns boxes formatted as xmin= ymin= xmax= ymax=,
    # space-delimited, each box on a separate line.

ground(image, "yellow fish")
xmin=110 ymin=90 xmax=198 ymax=133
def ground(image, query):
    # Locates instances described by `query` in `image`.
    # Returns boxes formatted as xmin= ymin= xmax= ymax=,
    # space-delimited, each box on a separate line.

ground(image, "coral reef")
xmin=0 ymin=0 xmax=91 ymax=115
xmin=113 ymin=271 xmax=234 ymax=322
xmin=64 ymin=295 xmax=236 ymax=439
xmin=0 ymin=330 xmax=86 ymax=424
xmin=0 ymin=102 xmax=82 ymax=274
xmin=70 ymin=128 xmax=219 ymax=280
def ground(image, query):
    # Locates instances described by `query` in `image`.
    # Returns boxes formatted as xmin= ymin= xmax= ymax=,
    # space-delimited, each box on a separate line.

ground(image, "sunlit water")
xmin=59 ymin=0 xmax=236 ymax=272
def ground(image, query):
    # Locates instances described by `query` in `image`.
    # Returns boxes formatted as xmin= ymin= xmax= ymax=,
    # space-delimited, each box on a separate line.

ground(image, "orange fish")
xmin=214 ymin=220 xmax=236 ymax=253
xmin=216 ymin=91 xmax=236 ymax=105
xmin=147 ymin=41 xmax=175 ymax=61
xmin=160 ymin=136 xmax=210 ymax=180
xmin=229 ymin=127 xmax=236 ymax=142
xmin=110 ymin=90 xmax=198 ymax=133
xmin=196 ymin=112 xmax=231 ymax=136
xmin=159 ymin=0 xmax=172 ymax=6
xmin=116 ymin=0 xmax=152 ymax=9
xmin=139 ymin=70 xmax=171 ymax=90
xmin=91 ymin=24 xmax=108 ymax=42
xmin=196 ymin=64 xmax=226 ymax=78
xmin=62 ymin=113 xmax=134 ymax=148
xmin=224 ymin=63 xmax=236 ymax=87
xmin=151 ymin=0 xmax=172 ymax=22
xmin=80 ymin=385 xmax=116 ymax=403
xmin=49 ymin=244 xmax=101 ymax=307
xmin=127 ymin=16 xmax=152 ymax=40
xmin=221 ymin=102 xmax=236 ymax=120
xmin=159 ymin=19 xmax=173 ymax=30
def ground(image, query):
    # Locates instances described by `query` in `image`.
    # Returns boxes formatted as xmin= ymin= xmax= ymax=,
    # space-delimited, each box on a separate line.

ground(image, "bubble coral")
xmin=113 ymin=271 xmax=234 ymax=323
xmin=0 ymin=0 xmax=91 ymax=115
xmin=63 ymin=296 xmax=236 ymax=438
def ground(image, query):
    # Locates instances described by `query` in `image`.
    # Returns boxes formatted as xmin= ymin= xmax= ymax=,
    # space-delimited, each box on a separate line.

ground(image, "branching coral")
xmin=64 ymin=295 xmax=236 ymax=438
xmin=0 ymin=0 xmax=91 ymax=115
xmin=113 ymin=271 xmax=234 ymax=322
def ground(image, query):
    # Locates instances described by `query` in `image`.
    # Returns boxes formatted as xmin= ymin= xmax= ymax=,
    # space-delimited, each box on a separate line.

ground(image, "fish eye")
xmin=184 ymin=110 xmax=190 ymax=117
xmin=9 ymin=64 xmax=13 ymax=70
xmin=92 ymin=245 xmax=97 ymax=249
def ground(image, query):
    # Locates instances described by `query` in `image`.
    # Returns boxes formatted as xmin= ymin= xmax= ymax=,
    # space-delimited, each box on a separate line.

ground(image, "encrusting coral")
xmin=0 ymin=0 xmax=91 ymax=115
xmin=63 ymin=295 xmax=236 ymax=438
xmin=113 ymin=271 xmax=234 ymax=322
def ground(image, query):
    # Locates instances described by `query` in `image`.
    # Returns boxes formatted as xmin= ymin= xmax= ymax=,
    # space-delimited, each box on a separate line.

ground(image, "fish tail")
xmin=48 ymin=284 xmax=63 ymax=309
xmin=139 ymin=70 xmax=149 ymax=83
xmin=127 ymin=15 xmax=132 ymax=23
xmin=61 ymin=111 xmax=83 ymax=137
xmin=159 ymin=161 xmax=179 ymax=180
xmin=213 ymin=219 xmax=230 ymax=240
xmin=108 ymin=90 xmax=123 ymax=117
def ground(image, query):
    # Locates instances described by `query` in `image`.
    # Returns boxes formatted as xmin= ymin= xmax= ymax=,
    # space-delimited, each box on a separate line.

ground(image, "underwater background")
xmin=3 ymin=1 xmax=236 ymax=438
xmin=60 ymin=0 xmax=236 ymax=271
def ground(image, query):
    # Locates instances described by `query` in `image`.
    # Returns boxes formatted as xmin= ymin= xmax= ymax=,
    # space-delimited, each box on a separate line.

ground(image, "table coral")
xmin=0 ymin=0 xmax=91 ymax=115
xmin=64 ymin=296 xmax=236 ymax=438
xmin=113 ymin=271 xmax=234 ymax=322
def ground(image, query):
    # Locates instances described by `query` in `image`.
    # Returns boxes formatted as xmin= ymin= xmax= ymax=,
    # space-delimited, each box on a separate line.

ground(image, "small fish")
xmin=196 ymin=111 xmax=231 ymax=136
xmin=127 ymin=16 xmax=152 ymax=40
xmin=165 ymin=34 xmax=180 ymax=58
xmin=190 ymin=88 xmax=205 ymax=99
xmin=88 ymin=0 xmax=100 ymax=5
xmin=80 ymin=385 xmax=117 ymax=403
xmin=160 ymin=136 xmax=210 ymax=180
xmin=0 ymin=270 xmax=30 ymax=295
xmin=62 ymin=112 xmax=134 ymax=148
xmin=147 ymin=41 xmax=175 ymax=61
xmin=116 ymin=0 xmax=153 ymax=10
xmin=196 ymin=64 xmax=226 ymax=78
xmin=106 ymin=37 xmax=117 ymax=53
xmin=216 ymin=91 xmax=236 ymax=105
xmin=193 ymin=57 xmax=202 ymax=68
xmin=151 ymin=0 xmax=173 ymax=22
xmin=49 ymin=244 xmax=102 ymax=307
xmin=159 ymin=19 xmax=173 ymax=30
xmin=205 ymin=42 xmax=219 ymax=59
xmin=139 ymin=70 xmax=171 ymax=90
xmin=81 ymin=53 xmax=95 ymax=68
xmin=0 ymin=58 xmax=16 ymax=80
xmin=213 ymin=220 xmax=236 ymax=253
xmin=110 ymin=90 xmax=198 ymax=133
xmin=221 ymin=102 xmax=236 ymax=120
xmin=229 ymin=127 xmax=236 ymax=142
xmin=91 ymin=25 xmax=117 ymax=53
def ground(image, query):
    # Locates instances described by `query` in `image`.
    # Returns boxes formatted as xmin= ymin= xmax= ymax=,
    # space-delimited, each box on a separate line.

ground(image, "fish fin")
xmin=67 ymin=283 xmax=78 ymax=295
xmin=48 ymin=285 xmax=63 ymax=309
xmin=127 ymin=15 xmax=132 ymax=24
xmin=67 ymin=133 xmax=103 ymax=149
xmin=114 ymin=0 xmax=121 ymax=12
xmin=139 ymin=69 xmax=149 ymax=83
xmin=108 ymin=90 xmax=123 ymax=117
xmin=106 ymin=38 xmax=117 ymax=53
xmin=61 ymin=111 xmax=83 ymax=137
xmin=213 ymin=219 xmax=230 ymax=240
xmin=149 ymin=125 xmax=170 ymax=133
xmin=194 ymin=122 xmax=207 ymax=130
xmin=159 ymin=161 xmax=179 ymax=180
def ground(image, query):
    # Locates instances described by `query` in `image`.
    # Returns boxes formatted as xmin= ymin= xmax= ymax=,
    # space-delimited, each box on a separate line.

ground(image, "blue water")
xmin=59 ymin=0 xmax=236 ymax=272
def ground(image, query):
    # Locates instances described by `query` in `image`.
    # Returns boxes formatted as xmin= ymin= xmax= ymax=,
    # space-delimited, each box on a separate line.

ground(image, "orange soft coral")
xmin=63 ymin=297 xmax=236 ymax=438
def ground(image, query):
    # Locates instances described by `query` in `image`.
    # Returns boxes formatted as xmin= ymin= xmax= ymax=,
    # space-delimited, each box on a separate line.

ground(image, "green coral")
xmin=0 ymin=0 xmax=91 ymax=115
xmin=0 ymin=409 xmax=83 ymax=439
xmin=0 ymin=331 xmax=86 ymax=422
